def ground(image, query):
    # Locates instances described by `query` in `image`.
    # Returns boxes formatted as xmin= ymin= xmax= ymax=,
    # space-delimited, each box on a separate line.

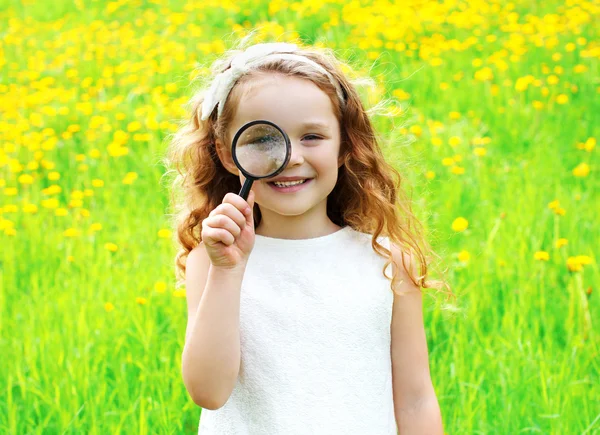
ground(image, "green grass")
xmin=1 ymin=0 xmax=599 ymax=433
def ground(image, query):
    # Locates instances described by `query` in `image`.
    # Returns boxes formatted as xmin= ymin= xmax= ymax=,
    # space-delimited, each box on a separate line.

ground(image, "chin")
xmin=261 ymin=203 xmax=315 ymax=217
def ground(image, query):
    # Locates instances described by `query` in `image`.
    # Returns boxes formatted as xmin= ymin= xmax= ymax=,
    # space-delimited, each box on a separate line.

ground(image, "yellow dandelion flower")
xmin=90 ymin=223 xmax=103 ymax=231
xmin=515 ymin=76 xmax=530 ymax=91
xmin=554 ymin=207 xmax=566 ymax=216
xmin=584 ymin=137 xmax=596 ymax=152
xmin=449 ymin=111 xmax=461 ymax=120
xmin=556 ymin=238 xmax=568 ymax=248
xmin=534 ymin=251 xmax=550 ymax=261
xmin=451 ymin=217 xmax=469 ymax=232
xmin=449 ymin=136 xmax=462 ymax=147
xmin=48 ymin=171 xmax=60 ymax=180
xmin=105 ymin=242 xmax=118 ymax=252
xmin=575 ymin=255 xmax=593 ymax=265
xmin=92 ymin=179 xmax=104 ymax=188
xmin=431 ymin=137 xmax=442 ymax=147
xmin=442 ymin=158 xmax=454 ymax=166
xmin=425 ymin=170 xmax=435 ymax=179
xmin=572 ymin=162 xmax=590 ymax=177
xmin=566 ymin=257 xmax=583 ymax=272
xmin=67 ymin=255 xmax=75 ymax=262
xmin=474 ymin=67 xmax=493 ymax=82
xmin=457 ymin=250 xmax=470 ymax=262
xmin=41 ymin=198 xmax=59 ymax=208
xmin=63 ymin=228 xmax=80 ymax=237
xmin=473 ymin=147 xmax=486 ymax=156
xmin=122 ymin=172 xmax=138 ymax=185
xmin=4 ymin=187 xmax=18 ymax=196
xmin=451 ymin=166 xmax=465 ymax=175
xmin=157 ymin=228 xmax=172 ymax=238
xmin=547 ymin=75 xmax=559 ymax=85
xmin=533 ymin=101 xmax=544 ymax=110
xmin=127 ymin=121 xmax=142 ymax=132
xmin=548 ymin=199 xmax=560 ymax=210
xmin=155 ymin=281 xmax=167 ymax=293
xmin=23 ymin=204 xmax=38 ymax=213
xmin=18 ymin=174 xmax=34 ymax=184
xmin=556 ymin=94 xmax=569 ymax=104
xmin=136 ymin=297 xmax=148 ymax=305
xmin=104 ymin=302 xmax=115 ymax=312
xmin=173 ymin=289 xmax=187 ymax=298
xmin=409 ymin=125 xmax=422 ymax=137
xmin=55 ymin=208 xmax=68 ymax=216
xmin=392 ymin=89 xmax=411 ymax=101
xmin=48 ymin=185 xmax=62 ymax=195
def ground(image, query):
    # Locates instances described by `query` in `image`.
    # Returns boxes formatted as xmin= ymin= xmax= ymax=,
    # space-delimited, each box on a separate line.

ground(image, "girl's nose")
xmin=287 ymin=140 xmax=305 ymax=167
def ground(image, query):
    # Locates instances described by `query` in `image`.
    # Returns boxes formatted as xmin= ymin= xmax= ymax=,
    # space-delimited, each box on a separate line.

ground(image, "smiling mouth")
xmin=266 ymin=178 xmax=313 ymax=192
xmin=268 ymin=179 xmax=311 ymax=187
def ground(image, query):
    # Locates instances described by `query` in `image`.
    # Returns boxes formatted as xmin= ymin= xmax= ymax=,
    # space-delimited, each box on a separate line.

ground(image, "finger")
xmin=223 ymin=192 xmax=252 ymax=216
xmin=204 ymin=214 xmax=242 ymax=239
xmin=202 ymin=227 xmax=235 ymax=246
xmin=216 ymin=203 xmax=246 ymax=231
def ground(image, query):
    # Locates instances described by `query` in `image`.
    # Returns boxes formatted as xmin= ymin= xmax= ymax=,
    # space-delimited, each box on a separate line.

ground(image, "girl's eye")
xmin=303 ymin=135 xmax=322 ymax=141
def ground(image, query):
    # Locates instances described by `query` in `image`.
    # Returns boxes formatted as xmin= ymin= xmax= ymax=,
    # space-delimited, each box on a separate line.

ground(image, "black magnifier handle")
xmin=239 ymin=178 xmax=254 ymax=201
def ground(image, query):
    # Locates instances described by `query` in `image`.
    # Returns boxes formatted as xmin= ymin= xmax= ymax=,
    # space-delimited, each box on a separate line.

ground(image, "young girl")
xmin=165 ymin=40 xmax=448 ymax=434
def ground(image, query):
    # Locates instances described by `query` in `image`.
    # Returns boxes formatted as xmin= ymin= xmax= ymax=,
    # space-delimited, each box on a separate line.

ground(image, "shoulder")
xmin=388 ymin=240 xmax=421 ymax=295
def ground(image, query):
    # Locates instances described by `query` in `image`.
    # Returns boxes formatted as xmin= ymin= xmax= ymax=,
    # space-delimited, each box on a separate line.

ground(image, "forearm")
xmin=182 ymin=265 xmax=245 ymax=409
xmin=396 ymin=395 xmax=443 ymax=435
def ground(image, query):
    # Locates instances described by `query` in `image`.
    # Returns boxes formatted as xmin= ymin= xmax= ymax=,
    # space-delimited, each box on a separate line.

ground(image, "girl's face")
xmin=224 ymin=74 xmax=343 ymax=221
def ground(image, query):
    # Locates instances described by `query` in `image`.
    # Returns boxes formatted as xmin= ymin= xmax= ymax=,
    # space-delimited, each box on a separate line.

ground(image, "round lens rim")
xmin=231 ymin=119 xmax=291 ymax=180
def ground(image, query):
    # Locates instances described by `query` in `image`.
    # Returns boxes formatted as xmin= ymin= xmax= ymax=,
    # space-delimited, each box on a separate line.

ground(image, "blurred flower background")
xmin=0 ymin=0 xmax=598 ymax=433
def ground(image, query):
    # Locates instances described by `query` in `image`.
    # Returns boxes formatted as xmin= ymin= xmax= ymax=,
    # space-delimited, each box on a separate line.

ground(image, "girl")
xmin=164 ymin=40 xmax=449 ymax=434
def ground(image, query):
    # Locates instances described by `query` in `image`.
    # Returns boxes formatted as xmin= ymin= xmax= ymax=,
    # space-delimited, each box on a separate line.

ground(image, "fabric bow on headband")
xmin=200 ymin=42 xmax=345 ymax=121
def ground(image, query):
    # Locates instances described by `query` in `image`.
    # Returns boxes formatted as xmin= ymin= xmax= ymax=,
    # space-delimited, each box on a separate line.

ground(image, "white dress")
xmin=198 ymin=226 xmax=397 ymax=434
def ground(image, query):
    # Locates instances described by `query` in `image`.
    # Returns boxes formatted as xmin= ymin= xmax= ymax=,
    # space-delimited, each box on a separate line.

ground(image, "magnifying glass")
xmin=232 ymin=120 xmax=291 ymax=200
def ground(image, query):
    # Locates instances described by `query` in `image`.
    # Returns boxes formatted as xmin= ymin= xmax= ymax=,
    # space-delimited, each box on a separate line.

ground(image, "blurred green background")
xmin=1 ymin=0 xmax=598 ymax=433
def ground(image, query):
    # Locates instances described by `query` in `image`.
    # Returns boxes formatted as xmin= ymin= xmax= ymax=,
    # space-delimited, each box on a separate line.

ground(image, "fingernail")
xmin=245 ymin=207 xmax=251 ymax=215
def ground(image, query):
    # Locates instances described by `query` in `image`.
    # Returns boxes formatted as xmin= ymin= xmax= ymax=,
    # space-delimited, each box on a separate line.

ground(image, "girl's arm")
xmin=181 ymin=244 xmax=244 ymax=410
xmin=389 ymin=244 xmax=444 ymax=434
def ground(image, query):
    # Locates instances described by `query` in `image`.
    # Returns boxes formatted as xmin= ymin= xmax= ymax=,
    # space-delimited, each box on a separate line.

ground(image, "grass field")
xmin=1 ymin=0 xmax=599 ymax=433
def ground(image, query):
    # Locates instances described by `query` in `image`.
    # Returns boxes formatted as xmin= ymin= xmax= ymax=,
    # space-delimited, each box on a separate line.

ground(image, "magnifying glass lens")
xmin=234 ymin=124 xmax=287 ymax=178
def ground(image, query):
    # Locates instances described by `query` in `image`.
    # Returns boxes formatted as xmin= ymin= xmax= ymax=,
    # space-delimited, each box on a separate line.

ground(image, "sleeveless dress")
xmin=198 ymin=226 xmax=397 ymax=434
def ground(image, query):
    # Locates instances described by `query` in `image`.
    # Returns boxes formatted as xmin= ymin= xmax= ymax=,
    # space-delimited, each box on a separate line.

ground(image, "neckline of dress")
xmin=253 ymin=225 xmax=353 ymax=248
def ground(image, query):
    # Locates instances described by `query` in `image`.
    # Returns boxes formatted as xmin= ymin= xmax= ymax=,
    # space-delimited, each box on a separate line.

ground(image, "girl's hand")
xmin=201 ymin=190 xmax=256 ymax=270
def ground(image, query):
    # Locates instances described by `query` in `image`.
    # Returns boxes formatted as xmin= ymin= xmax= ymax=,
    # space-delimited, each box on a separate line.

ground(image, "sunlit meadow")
xmin=1 ymin=0 xmax=599 ymax=433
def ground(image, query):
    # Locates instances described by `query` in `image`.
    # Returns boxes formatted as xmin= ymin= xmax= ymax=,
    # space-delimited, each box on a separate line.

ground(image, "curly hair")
xmin=162 ymin=41 xmax=451 ymax=298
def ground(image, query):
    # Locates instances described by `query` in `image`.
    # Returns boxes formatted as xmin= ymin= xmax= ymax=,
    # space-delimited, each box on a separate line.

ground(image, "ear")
xmin=215 ymin=138 xmax=239 ymax=175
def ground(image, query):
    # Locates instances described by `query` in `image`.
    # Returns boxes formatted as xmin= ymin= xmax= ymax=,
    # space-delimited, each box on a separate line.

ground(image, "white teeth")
xmin=273 ymin=179 xmax=307 ymax=187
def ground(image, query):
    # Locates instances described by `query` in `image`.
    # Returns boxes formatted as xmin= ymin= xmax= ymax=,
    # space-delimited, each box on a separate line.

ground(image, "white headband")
xmin=200 ymin=42 xmax=345 ymax=121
